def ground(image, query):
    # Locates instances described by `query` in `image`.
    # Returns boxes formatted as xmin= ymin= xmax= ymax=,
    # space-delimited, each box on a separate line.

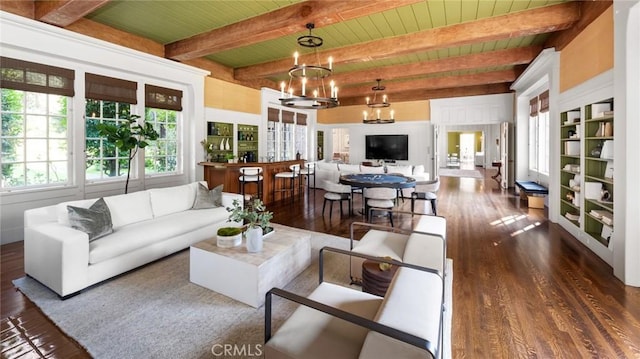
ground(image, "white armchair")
xmin=411 ymin=177 xmax=440 ymax=215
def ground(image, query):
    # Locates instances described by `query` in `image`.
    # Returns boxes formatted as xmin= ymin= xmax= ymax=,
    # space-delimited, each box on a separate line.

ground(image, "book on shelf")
xmin=565 ymin=212 xmax=580 ymax=221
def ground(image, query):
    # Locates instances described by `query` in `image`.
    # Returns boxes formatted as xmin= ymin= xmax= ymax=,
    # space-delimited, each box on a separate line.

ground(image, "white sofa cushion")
xmin=338 ymin=164 xmax=361 ymax=173
xmin=386 ymin=165 xmax=413 ymax=176
xmin=351 ymin=230 xmax=409 ymax=261
xmin=412 ymin=164 xmax=425 ymax=176
xmin=149 ymin=182 xmax=197 ymax=217
xmin=89 ymin=206 xmax=228 ymax=264
xmin=358 ymin=267 xmax=443 ymax=359
xmin=360 ymin=166 xmax=385 ymax=174
xmin=402 ymin=233 xmax=445 ymax=274
xmin=317 ymin=161 xmax=339 ymax=171
xmin=265 ymin=282 xmax=383 ymax=359
xmin=103 ymin=191 xmax=153 ymax=229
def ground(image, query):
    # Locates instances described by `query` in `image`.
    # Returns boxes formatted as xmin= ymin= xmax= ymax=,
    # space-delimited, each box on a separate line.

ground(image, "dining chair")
xmin=322 ymin=180 xmax=351 ymax=220
xmin=411 ymin=177 xmax=440 ymax=215
xmin=363 ymin=187 xmax=397 ymax=226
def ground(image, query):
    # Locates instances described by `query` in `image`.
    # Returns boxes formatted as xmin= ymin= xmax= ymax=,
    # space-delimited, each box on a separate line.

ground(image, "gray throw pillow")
xmin=67 ymin=198 xmax=113 ymax=241
xmin=192 ymin=183 xmax=224 ymax=209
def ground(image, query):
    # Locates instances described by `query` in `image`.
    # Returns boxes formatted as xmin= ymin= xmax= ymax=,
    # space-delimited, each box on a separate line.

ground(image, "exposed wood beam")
xmin=235 ymin=2 xmax=580 ymax=81
xmin=544 ymin=0 xmax=612 ymax=51
xmin=328 ymin=46 xmax=541 ymax=86
xmin=35 ymin=0 xmax=110 ymax=27
xmin=0 ymin=1 xmax=35 ymax=18
xmin=339 ymin=69 xmax=520 ymax=99
xmin=64 ymin=18 xmax=165 ymax=57
xmin=338 ymin=83 xmax=512 ymax=106
xmin=181 ymin=58 xmax=277 ymax=90
xmin=166 ymin=0 xmax=423 ymax=61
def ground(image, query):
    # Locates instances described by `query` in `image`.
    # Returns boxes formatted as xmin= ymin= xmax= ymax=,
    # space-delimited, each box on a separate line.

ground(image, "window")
xmin=295 ymin=113 xmax=307 ymax=159
xmin=1 ymin=90 xmax=70 ymax=188
xmin=144 ymin=108 xmax=179 ymax=174
xmin=528 ymin=90 xmax=550 ymax=175
xmin=85 ymin=73 xmax=137 ymax=182
xmin=1 ymin=57 xmax=74 ymax=190
xmin=144 ymin=84 xmax=182 ymax=176
xmin=85 ymin=100 xmax=132 ymax=180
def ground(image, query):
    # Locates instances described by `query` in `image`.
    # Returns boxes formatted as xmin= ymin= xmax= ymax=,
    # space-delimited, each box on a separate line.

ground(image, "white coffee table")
xmin=189 ymin=224 xmax=311 ymax=307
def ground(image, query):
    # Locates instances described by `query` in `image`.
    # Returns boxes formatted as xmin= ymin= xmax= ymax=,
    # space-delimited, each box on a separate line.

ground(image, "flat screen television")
xmin=365 ymin=134 xmax=409 ymax=161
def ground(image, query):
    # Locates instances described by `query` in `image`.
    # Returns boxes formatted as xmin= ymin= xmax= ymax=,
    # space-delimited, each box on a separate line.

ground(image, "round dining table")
xmin=339 ymin=173 xmax=417 ymax=189
xmin=339 ymin=173 xmax=416 ymax=216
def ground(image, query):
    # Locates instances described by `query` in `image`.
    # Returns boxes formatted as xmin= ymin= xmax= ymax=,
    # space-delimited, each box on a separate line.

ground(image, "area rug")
xmin=13 ymin=224 xmax=452 ymax=359
xmin=438 ymin=168 xmax=483 ymax=179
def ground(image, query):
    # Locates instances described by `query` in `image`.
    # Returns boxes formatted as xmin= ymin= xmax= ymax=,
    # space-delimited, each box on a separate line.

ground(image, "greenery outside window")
xmin=85 ymin=100 xmax=132 ymax=180
xmin=145 ymin=107 xmax=179 ymax=175
xmin=1 ymin=89 xmax=70 ymax=189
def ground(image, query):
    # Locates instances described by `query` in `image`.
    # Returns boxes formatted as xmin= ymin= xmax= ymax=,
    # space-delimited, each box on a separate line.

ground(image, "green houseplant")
xmin=96 ymin=114 xmax=159 ymax=194
xmin=226 ymin=198 xmax=273 ymax=252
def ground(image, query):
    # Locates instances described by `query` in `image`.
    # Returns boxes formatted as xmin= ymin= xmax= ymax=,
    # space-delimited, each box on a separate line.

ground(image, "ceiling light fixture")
xmin=279 ymin=23 xmax=339 ymax=110
xmin=363 ymin=79 xmax=394 ymax=124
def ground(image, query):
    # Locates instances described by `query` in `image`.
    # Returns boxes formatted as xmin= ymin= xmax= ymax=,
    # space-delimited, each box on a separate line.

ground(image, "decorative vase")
xmin=245 ymin=226 xmax=263 ymax=253
xmin=225 ymin=138 xmax=230 ymax=150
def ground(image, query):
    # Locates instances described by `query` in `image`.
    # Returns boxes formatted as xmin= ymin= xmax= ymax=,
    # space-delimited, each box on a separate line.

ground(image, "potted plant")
xmin=96 ymin=114 xmax=159 ymax=193
xmin=225 ymin=153 xmax=236 ymax=163
xmin=226 ymin=198 xmax=273 ymax=252
xmin=216 ymin=226 xmax=242 ymax=248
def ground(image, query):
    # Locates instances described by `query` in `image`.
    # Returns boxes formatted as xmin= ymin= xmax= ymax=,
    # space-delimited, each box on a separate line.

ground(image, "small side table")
xmin=361 ymin=260 xmax=399 ymax=297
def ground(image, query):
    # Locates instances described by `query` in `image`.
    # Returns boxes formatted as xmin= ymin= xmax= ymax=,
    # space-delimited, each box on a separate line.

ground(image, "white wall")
xmin=613 ymin=0 xmax=640 ymax=286
xmin=0 ymin=12 xmax=208 ymax=244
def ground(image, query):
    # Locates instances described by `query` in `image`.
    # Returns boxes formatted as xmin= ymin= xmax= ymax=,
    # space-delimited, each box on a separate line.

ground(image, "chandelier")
xmin=279 ymin=23 xmax=339 ymax=110
xmin=363 ymin=79 xmax=394 ymax=124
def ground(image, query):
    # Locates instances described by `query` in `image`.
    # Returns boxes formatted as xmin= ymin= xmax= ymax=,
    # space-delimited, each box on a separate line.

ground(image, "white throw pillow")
xmin=104 ymin=191 xmax=153 ymax=229
xmin=360 ymin=165 xmax=385 ymax=174
xmin=149 ymin=183 xmax=197 ymax=218
xmin=413 ymin=164 xmax=425 ymax=176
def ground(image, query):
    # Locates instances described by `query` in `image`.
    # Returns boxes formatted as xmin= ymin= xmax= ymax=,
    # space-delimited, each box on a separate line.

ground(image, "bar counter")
xmin=199 ymin=160 xmax=305 ymax=205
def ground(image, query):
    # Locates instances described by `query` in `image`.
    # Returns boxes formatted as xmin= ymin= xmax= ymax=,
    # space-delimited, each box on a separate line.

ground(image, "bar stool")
xmin=273 ymin=164 xmax=300 ymax=202
xmin=238 ymin=167 xmax=264 ymax=201
xmin=299 ymin=162 xmax=316 ymax=197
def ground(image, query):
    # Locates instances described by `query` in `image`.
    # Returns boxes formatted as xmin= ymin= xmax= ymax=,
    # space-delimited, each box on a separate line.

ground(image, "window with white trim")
xmin=1 ymin=57 xmax=74 ymax=190
xmin=84 ymin=73 xmax=138 ymax=181
xmin=144 ymin=84 xmax=183 ymax=176
xmin=529 ymin=90 xmax=550 ymax=175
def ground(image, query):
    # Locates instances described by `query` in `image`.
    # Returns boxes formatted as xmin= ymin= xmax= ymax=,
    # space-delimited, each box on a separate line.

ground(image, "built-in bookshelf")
xmin=559 ymin=108 xmax=582 ymax=227
xmin=583 ymin=99 xmax=614 ymax=247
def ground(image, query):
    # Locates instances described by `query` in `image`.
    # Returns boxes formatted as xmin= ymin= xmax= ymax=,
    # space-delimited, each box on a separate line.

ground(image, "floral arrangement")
xmin=226 ymin=198 xmax=273 ymax=230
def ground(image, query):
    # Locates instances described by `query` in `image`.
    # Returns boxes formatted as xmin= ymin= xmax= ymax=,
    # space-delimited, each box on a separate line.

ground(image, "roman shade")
xmin=296 ymin=113 xmax=307 ymax=126
xmin=0 ymin=56 xmax=75 ymax=97
xmin=145 ymin=84 xmax=183 ymax=111
xmin=85 ymin=73 xmax=137 ymax=104
xmin=267 ymin=107 xmax=279 ymax=122
xmin=282 ymin=110 xmax=294 ymax=124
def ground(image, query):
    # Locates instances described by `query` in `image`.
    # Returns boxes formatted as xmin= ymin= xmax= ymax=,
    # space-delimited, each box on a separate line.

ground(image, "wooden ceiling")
xmin=1 ymin=0 xmax=612 ymax=105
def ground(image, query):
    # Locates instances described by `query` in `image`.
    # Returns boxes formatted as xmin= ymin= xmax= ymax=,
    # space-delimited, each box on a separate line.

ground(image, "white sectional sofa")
xmin=23 ymin=181 xmax=242 ymax=297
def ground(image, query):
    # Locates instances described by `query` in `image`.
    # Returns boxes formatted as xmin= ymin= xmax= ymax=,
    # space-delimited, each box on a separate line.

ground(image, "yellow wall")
xmin=317 ymin=100 xmax=430 ymax=124
xmin=204 ymin=77 xmax=261 ymax=114
xmin=560 ymin=6 xmax=614 ymax=92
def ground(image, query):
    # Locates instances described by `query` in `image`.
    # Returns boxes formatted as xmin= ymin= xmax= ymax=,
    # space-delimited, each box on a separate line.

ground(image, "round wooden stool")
xmin=361 ymin=260 xmax=399 ymax=297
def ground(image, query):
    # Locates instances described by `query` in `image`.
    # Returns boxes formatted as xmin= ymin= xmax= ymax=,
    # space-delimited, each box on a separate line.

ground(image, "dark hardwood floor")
xmin=2 ymin=168 xmax=640 ymax=358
